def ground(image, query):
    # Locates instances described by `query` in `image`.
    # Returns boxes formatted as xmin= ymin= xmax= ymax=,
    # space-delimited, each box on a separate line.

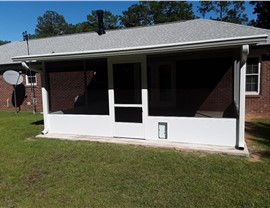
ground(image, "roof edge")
xmin=12 ymin=34 xmax=268 ymax=62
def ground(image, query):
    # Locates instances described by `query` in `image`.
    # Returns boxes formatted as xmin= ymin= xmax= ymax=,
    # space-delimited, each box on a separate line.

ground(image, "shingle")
xmin=0 ymin=19 xmax=269 ymax=65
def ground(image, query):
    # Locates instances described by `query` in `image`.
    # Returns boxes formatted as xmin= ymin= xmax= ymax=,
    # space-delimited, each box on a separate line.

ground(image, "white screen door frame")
xmin=108 ymin=55 xmax=148 ymax=139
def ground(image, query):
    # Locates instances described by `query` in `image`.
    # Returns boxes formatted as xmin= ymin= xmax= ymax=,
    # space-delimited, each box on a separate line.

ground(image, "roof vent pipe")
xmin=96 ymin=10 xmax=106 ymax=35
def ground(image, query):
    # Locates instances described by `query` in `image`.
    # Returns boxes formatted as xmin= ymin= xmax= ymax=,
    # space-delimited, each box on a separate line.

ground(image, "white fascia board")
xmin=12 ymin=34 xmax=268 ymax=62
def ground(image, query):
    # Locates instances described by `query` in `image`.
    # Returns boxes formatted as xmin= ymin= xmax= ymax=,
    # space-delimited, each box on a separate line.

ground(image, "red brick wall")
xmin=0 ymin=73 xmax=42 ymax=112
xmin=199 ymin=66 xmax=233 ymax=112
xmin=246 ymin=55 xmax=270 ymax=119
xmin=176 ymin=57 xmax=234 ymax=115
xmin=49 ymin=71 xmax=87 ymax=112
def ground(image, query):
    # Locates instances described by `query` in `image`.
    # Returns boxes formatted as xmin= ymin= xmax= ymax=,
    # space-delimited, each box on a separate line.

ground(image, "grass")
xmin=246 ymin=119 xmax=270 ymax=155
xmin=0 ymin=111 xmax=270 ymax=207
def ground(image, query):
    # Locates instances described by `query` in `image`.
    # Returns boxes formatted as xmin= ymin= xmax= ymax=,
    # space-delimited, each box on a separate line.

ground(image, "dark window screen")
xmin=115 ymin=107 xmax=142 ymax=123
xmin=47 ymin=59 xmax=109 ymax=115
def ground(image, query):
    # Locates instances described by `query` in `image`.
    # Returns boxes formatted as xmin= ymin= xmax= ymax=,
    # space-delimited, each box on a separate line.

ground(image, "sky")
xmin=0 ymin=1 xmax=257 ymax=42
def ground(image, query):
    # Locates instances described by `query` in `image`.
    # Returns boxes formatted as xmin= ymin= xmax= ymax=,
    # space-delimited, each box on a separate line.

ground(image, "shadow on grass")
xmin=246 ymin=121 xmax=270 ymax=158
xmin=31 ymin=120 xmax=44 ymax=125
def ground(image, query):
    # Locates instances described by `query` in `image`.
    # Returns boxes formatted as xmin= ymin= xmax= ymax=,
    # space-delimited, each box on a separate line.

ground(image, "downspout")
xmin=41 ymin=86 xmax=49 ymax=135
xmin=41 ymin=61 xmax=49 ymax=135
xmin=237 ymin=45 xmax=249 ymax=150
xmin=241 ymin=45 xmax=249 ymax=67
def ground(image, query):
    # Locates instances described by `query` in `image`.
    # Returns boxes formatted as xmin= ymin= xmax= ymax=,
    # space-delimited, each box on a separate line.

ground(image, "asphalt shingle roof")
xmin=1 ymin=19 xmax=270 ymax=65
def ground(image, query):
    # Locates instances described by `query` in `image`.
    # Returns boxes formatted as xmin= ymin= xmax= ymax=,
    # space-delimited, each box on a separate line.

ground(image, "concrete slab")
xmin=36 ymin=133 xmax=249 ymax=157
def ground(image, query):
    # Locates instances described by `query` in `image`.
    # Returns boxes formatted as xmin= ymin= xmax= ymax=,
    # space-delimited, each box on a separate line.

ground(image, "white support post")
xmin=41 ymin=62 xmax=49 ymax=134
xmin=141 ymin=55 xmax=148 ymax=126
xmin=107 ymin=58 xmax=115 ymax=136
xmin=234 ymin=60 xmax=240 ymax=112
xmin=233 ymin=60 xmax=237 ymax=105
xmin=237 ymin=45 xmax=249 ymax=150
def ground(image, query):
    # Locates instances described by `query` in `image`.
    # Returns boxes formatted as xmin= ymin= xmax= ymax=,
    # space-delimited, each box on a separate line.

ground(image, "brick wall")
xmin=49 ymin=70 xmax=87 ymax=112
xmin=198 ymin=63 xmax=233 ymax=113
xmin=46 ymin=59 xmax=108 ymax=114
xmin=246 ymin=55 xmax=270 ymax=119
xmin=176 ymin=57 xmax=234 ymax=115
xmin=0 ymin=73 xmax=42 ymax=112
xmin=148 ymin=55 xmax=235 ymax=117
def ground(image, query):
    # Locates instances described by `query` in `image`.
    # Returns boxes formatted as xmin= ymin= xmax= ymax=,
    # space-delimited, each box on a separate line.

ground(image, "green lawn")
xmin=0 ymin=111 xmax=269 ymax=208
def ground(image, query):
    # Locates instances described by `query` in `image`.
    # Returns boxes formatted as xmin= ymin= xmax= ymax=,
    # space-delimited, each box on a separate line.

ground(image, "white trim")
xmin=245 ymin=56 xmax=261 ymax=95
xmin=25 ymin=74 xmax=37 ymax=86
xmin=114 ymin=104 xmax=142 ymax=108
xmin=141 ymin=55 xmax=148 ymax=132
xmin=108 ymin=55 xmax=147 ymax=139
xmin=107 ymin=58 xmax=115 ymax=136
xmin=12 ymin=35 xmax=267 ymax=62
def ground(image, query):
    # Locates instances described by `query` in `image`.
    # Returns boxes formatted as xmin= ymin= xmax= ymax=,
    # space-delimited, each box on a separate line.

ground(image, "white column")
xmin=107 ymin=58 xmax=115 ymax=136
xmin=237 ymin=45 xmax=249 ymax=149
xmin=234 ymin=60 xmax=240 ymax=112
xmin=41 ymin=62 xmax=49 ymax=134
xmin=141 ymin=55 xmax=148 ymax=127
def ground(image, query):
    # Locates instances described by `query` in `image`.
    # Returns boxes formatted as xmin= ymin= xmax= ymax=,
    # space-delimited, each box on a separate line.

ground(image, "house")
xmin=0 ymin=19 xmax=270 ymax=149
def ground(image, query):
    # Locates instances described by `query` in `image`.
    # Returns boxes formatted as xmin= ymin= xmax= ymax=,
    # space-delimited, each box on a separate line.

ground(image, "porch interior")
xmin=45 ymin=49 xmax=238 ymax=119
xmin=147 ymin=50 xmax=238 ymax=119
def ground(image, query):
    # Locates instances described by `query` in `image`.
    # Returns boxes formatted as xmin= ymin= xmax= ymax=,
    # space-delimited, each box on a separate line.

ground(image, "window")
xmin=246 ymin=57 xmax=260 ymax=95
xmin=26 ymin=71 xmax=37 ymax=86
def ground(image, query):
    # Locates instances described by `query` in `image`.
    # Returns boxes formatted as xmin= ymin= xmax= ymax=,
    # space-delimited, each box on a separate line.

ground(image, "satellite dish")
xmin=3 ymin=70 xmax=23 ymax=85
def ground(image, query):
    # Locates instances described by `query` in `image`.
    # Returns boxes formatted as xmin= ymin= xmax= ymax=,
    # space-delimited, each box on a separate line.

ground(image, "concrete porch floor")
xmin=36 ymin=133 xmax=249 ymax=157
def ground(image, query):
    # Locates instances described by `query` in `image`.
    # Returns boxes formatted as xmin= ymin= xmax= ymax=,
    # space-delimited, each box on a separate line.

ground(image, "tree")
xmin=120 ymin=1 xmax=195 ymax=28
xmin=198 ymin=1 xmax=214 ymax=18
xmin=74 ymin=22 xmax=93 ymax=33
xmin=120 ymin=2 xmax=152 ymax=27
xmin=73 ymin=10 xmax=120 ymax=34
xmin=150 ymin=1 xmax=195 ymax=24
xmin=35 ymin=11 xmax=74 ymax=38
xmin=224 ymin=1 xmax=248 ymax=24
xmin=198 ymin=1 xmax=230 ymax=20
xmin=198 ymin=1 xmax=248 ymax=24
xmin=250 ymin=1 xmax=270 ymax=29
xmin=0 ymin=40 xmax=10 ymax=46
xmin=87 ymin=10 xmax=120 ymax=30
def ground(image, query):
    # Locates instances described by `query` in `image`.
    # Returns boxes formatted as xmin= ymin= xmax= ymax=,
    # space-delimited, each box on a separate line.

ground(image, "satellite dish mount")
xmin=3 ymin=70 xmax=23 ymax=113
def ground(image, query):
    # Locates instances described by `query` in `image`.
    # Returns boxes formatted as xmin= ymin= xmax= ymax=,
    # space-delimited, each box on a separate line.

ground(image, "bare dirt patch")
xmin=26 ymin=167 xmax=48 ymax=185
xmin=246 ymin=131 xmax=269 ymax=162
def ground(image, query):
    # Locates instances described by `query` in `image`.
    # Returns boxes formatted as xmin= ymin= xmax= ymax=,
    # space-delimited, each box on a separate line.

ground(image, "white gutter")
xmin=12 ymin=35 xmax=267 ymax=62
